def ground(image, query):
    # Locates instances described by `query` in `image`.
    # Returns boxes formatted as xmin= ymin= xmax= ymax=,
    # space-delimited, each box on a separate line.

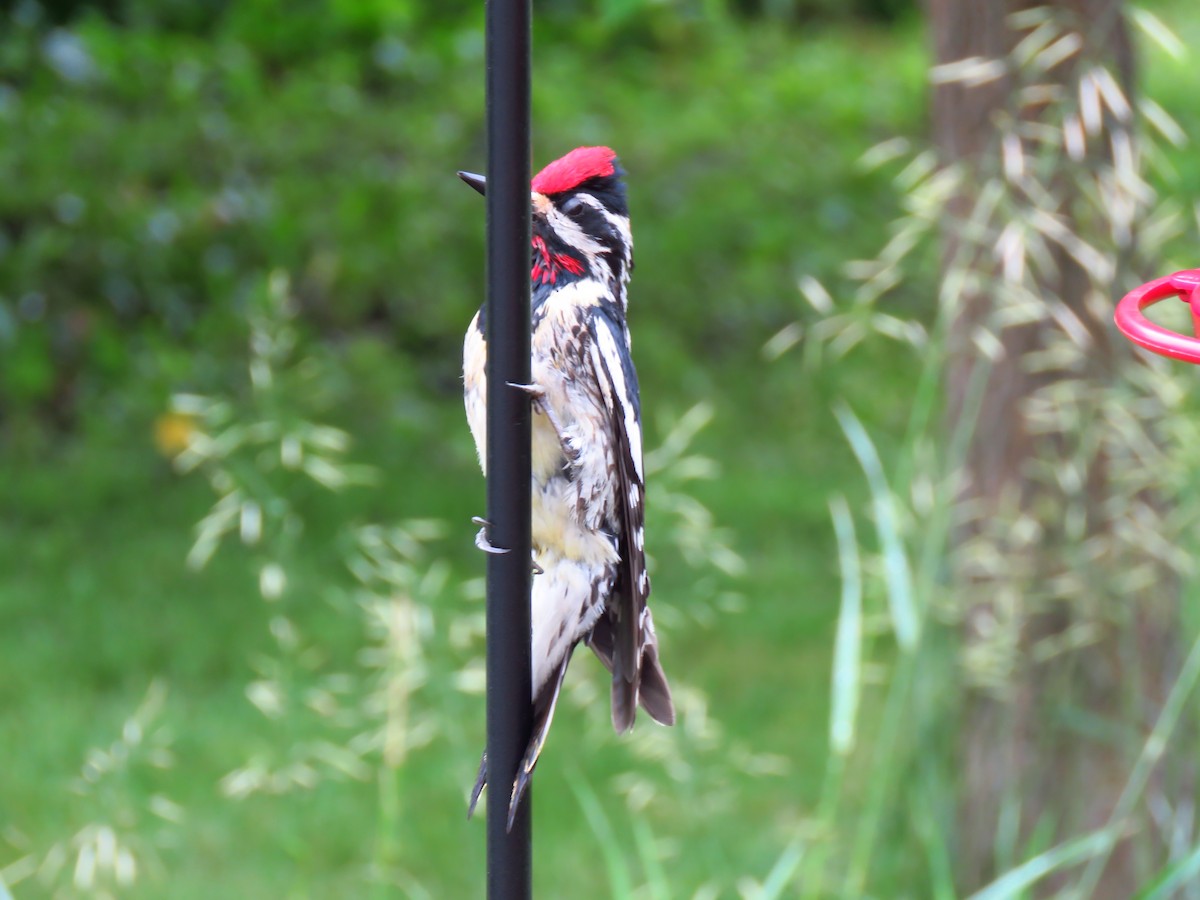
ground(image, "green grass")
xmin=0 ymin=319 xmax=922 ymax=897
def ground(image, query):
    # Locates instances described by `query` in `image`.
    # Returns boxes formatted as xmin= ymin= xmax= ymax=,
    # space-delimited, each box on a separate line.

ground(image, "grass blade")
xmin=1071 ymin=631 xmax=1200 ymax=898
xmin=1132 ymin=843 xmax=1200 ymax=900
xmin=828 ymin=495 xmax=863 ymax=756
xmin=966 ymin=828 xmax=1113 ymax=900
xmin=631 ymin=817 xmax=670 ymax=900
xmin=570 ymin=775 xmax=634 ymax=899
xmin=758 ymin=839 xmax=805 ymax=900
xmin=912 ymin=768 xmax=955 ymax=900
xmin=834 ymin=403 xmax=918 ymax=649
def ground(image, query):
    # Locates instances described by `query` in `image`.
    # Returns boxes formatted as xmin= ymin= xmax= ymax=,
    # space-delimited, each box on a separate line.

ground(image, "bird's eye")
xmin=561 ymin=196 xmax=587 ymax=218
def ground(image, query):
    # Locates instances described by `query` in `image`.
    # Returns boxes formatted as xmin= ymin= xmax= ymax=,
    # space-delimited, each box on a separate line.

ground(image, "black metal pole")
xmin=484 ymin=0 xmax=532 ymax=894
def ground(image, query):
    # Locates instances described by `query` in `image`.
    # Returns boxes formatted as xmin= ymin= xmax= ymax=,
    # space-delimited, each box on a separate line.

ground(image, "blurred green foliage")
xmin=0 ymin=0 xmax=933 ymax=893
xmin=0 ymin=0 xmax=922 ymax=429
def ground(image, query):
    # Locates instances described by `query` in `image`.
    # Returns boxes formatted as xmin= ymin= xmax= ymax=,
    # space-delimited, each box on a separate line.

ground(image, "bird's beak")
xmin=457 ymin=171 xmax=487 ymax=196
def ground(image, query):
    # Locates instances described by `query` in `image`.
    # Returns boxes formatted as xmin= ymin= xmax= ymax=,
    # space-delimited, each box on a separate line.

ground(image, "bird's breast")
xmin=531 ymin=472 xmax=619 ymax=569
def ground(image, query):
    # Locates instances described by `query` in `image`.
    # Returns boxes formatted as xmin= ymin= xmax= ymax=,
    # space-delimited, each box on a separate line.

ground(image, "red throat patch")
xmin=531 ymin=146 xmax=617 ymax=196
xmin=531 ymin=235 xmax=585 ymax=284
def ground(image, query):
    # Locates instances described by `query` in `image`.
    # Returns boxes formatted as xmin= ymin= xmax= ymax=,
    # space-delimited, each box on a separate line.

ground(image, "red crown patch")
xmin=531 ymin=146 xmax=617 ymax=196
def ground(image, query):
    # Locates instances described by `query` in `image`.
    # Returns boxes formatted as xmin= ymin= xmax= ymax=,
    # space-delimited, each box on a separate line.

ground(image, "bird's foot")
xmin=507 ymin=382 xmax=580 ymax=469
xmin=472 ymin=516 xmax=509 ymax=555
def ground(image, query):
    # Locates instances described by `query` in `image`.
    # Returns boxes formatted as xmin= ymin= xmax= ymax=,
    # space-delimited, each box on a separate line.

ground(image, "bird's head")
xmin=458 ymin=146 xmax=633 ymax=290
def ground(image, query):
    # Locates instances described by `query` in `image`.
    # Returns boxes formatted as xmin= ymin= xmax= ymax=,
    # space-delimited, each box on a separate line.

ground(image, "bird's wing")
xmin=585 ymin=307 xmax=673 ymax=731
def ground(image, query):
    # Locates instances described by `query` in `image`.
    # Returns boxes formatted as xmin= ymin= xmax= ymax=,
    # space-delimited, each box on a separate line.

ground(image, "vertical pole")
xmin=484 ymin=0 xmax=532 ymax=895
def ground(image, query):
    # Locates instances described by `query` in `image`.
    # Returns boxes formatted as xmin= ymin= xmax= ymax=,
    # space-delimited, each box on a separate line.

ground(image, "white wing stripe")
xmin=592 ymin=321 xmax=644 ymax=483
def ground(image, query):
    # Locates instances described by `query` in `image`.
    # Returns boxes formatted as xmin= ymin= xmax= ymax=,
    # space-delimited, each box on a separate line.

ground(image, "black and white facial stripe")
xmin=544 ymin=182 xmax=633 ymax=296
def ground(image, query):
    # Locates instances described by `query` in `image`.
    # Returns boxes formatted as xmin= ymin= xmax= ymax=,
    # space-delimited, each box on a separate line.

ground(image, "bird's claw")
xmin=507 ymin=381 xmax=552 ymax=419
xmin=472 ymin=517 xmax=509 ymax=555
xmin=508 ymin=382 xmax=579 ymax=468
xmin=472 ymin=517 xmax=543 ymax=573
xmin=506 ymin=381 xmax=546 ymax=401
xmin=475 ymin=529 xmax=508 ymax=554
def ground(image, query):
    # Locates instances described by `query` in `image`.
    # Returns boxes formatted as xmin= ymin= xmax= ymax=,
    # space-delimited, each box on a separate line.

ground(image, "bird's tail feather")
xmin=586 ymin=612 xmax=675 ymax=729
xmin=636 ymin=640 xmax=675 ymax=726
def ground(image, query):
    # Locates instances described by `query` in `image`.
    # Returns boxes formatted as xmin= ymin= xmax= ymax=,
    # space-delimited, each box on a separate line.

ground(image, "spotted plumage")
xmin=459 ymin=147 xmax=674 ymax=830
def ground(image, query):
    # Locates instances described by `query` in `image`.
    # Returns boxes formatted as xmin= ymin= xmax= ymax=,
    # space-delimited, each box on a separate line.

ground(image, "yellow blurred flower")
xmin=153 ymin=412 xmax=197 ymax=457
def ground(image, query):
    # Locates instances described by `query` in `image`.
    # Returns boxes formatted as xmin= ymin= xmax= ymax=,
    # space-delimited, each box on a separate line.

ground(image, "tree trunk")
xmin=926 ymin=2 xmax=1181 ymax=895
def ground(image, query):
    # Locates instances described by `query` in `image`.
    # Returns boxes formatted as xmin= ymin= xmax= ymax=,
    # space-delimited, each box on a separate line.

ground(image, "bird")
xmin=459 ymin=146 xmax=675 ymax=830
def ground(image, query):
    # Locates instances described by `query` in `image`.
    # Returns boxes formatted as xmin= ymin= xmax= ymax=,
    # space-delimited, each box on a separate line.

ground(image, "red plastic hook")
xmin=1114 ymin=269 xmax=1200 ymax=364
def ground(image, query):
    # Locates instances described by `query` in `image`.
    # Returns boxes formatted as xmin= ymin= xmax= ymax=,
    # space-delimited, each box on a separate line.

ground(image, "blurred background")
xmin=3 ymin=0 xmax=1200 ymax=896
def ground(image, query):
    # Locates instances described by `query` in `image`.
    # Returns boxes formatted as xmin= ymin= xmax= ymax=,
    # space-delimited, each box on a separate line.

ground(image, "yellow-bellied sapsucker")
xmin=459 ymin=146 xmax=675 ymax=828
